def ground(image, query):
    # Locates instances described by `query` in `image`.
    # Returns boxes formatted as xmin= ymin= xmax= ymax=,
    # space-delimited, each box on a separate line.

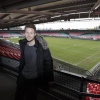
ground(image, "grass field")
xmin=8 ymin=37 xmax=100 ymax=70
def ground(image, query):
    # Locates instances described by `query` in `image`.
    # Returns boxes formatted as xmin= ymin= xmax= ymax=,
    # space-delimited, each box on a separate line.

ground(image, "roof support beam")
xmin=0 ymin=10 xmax=62 ymax=16
xmin=0 ymin=0 xmax=61 ymax=12
xmin=91 ymin=0 xmax=100 ymax=10
xmin=0 ymin=19 xmax=32 ymax=22
xmin=8 ymin=10 xmax=62 ymax=15
xmin=0 ymin=14 xmax=9 ymax=19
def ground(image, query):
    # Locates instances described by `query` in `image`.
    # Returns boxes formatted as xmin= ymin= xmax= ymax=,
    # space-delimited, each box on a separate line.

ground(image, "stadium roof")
xmin=0 ymin=0 xmax=100 ymax=29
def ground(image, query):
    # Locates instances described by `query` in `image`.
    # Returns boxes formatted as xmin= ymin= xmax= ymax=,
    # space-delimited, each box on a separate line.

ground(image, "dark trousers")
xmin=15 ymin=75 xmax=39 ymax=100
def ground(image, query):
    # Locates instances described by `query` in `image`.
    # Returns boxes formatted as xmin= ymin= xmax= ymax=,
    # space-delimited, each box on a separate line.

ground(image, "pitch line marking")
xmin=75 ymin=51 xmax=100 ymax=65
xmin=50 ymin=45 xmax=89 ymax=54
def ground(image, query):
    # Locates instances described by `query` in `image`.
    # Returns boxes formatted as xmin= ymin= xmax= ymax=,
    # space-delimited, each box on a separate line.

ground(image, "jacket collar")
xmin=35 ymin=34 xmax=48 ymax=50
xmin=34 ymin=36 xmax=39 ymax=48
xmin=19 ymin=37 xmax=39 ymax=47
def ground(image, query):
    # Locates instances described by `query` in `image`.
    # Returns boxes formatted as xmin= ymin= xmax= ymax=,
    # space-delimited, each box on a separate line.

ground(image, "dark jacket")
xmin=17 ymin=35 xmax=54 ymax=84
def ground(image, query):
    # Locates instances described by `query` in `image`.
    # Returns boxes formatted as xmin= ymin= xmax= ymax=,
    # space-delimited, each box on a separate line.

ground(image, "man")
xmin=15 ymin=24 xmax=54 ymax=100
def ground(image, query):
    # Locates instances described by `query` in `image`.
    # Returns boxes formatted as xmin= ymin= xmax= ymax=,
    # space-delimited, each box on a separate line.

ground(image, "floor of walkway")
xmin=0 ymin=67 xmax=58 ymax=100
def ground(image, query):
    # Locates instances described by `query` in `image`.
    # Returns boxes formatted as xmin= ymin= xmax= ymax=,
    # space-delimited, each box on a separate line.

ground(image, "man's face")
xmin=25 ymin=27 xmax=36 ymax=42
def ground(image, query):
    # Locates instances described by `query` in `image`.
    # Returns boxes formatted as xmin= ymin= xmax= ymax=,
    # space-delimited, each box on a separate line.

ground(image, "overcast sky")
xmin=35 ymin=18 xmax=100 ymax=30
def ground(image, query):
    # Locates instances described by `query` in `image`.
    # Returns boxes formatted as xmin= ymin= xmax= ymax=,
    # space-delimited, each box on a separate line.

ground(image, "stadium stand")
xmin=0 ymin=32 xmax=22 ymax=38
xmin=0 ymin=0 xmax=100 ymax=99
xmin=40 ymin=32 xmax=69 ymax=37
xmin=0 ymin=30 xmax=100 ymax=40
xmin=0 ymin=38 xmax=100 ymax=100
xmin=68 ymin=32 xmax=82 ymax=36
xmin=37 ymin=30 xmax=100 ymax=40
xmin=0 ymin=33 xmax=11 ymax=38
xmin=86 ymin=82 xmax=100 ymax=100
xmin=74 ymin=32 xmax=100 ymax=40
xmin=0 ymin=39 xmax=20 ymax=60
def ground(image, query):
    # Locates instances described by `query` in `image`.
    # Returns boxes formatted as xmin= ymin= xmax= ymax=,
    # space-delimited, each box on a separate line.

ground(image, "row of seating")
xmin=86 ymin=82 xmax=100 ymax=100
xmin=68 ymin=32 xmax=82 ymax=36
xmin=41 ymin=32 xmax=69 ymax=37
xmin=1 ymin=31 xmax=100 ymax=40
xmin=78 ymin=35 xmax=100 ymax=39
xmin=40 ymin=32 xmax=100 ymax=39
xmin=0 ymin=39 xmax=20 ymax=49
xmin=0 ymin=32 xmax=22 ymax=38
xmin=0 ymin=39 xmax=20 ymax=60
xmin=0 ymin=46 xmax=20 ymax=60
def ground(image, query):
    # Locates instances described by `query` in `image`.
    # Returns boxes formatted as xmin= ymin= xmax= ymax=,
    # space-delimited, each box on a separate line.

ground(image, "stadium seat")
xmin=86 ymin=82 xmax=100 ymax=100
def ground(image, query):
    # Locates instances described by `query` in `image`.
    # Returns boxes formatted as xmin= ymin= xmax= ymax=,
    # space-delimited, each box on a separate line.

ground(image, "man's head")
xmin=24 ymin=24 xmax=36 ymax=42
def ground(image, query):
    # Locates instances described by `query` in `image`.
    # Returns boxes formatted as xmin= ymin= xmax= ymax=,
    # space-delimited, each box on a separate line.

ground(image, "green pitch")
xmin=8 ymin=37 xmax=100 ymax=70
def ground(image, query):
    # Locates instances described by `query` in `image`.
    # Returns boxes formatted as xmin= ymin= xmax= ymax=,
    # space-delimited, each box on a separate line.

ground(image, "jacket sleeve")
xmin=18 ymin=40 xmax=25 ymax=74
xmin=43 ymin=48 xmax=54 ymax=82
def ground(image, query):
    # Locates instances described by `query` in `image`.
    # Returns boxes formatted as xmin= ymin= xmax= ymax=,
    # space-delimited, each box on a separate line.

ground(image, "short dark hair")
xmin=25 ymin=24 xmax=36 ymax=32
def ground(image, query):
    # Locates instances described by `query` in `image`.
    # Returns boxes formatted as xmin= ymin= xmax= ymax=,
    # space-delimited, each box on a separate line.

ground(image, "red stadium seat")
xmin=86 ymin=83 xmax=100 ymax=100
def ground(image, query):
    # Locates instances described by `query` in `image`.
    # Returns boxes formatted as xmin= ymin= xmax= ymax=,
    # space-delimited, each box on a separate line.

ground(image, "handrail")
xmin=49 ymin=82 xmax=100 ymax=99
xmin=81 ymin=92 xmax=100 ymax=98
xmin=86 ymin=70 xmax=94 ymax=76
